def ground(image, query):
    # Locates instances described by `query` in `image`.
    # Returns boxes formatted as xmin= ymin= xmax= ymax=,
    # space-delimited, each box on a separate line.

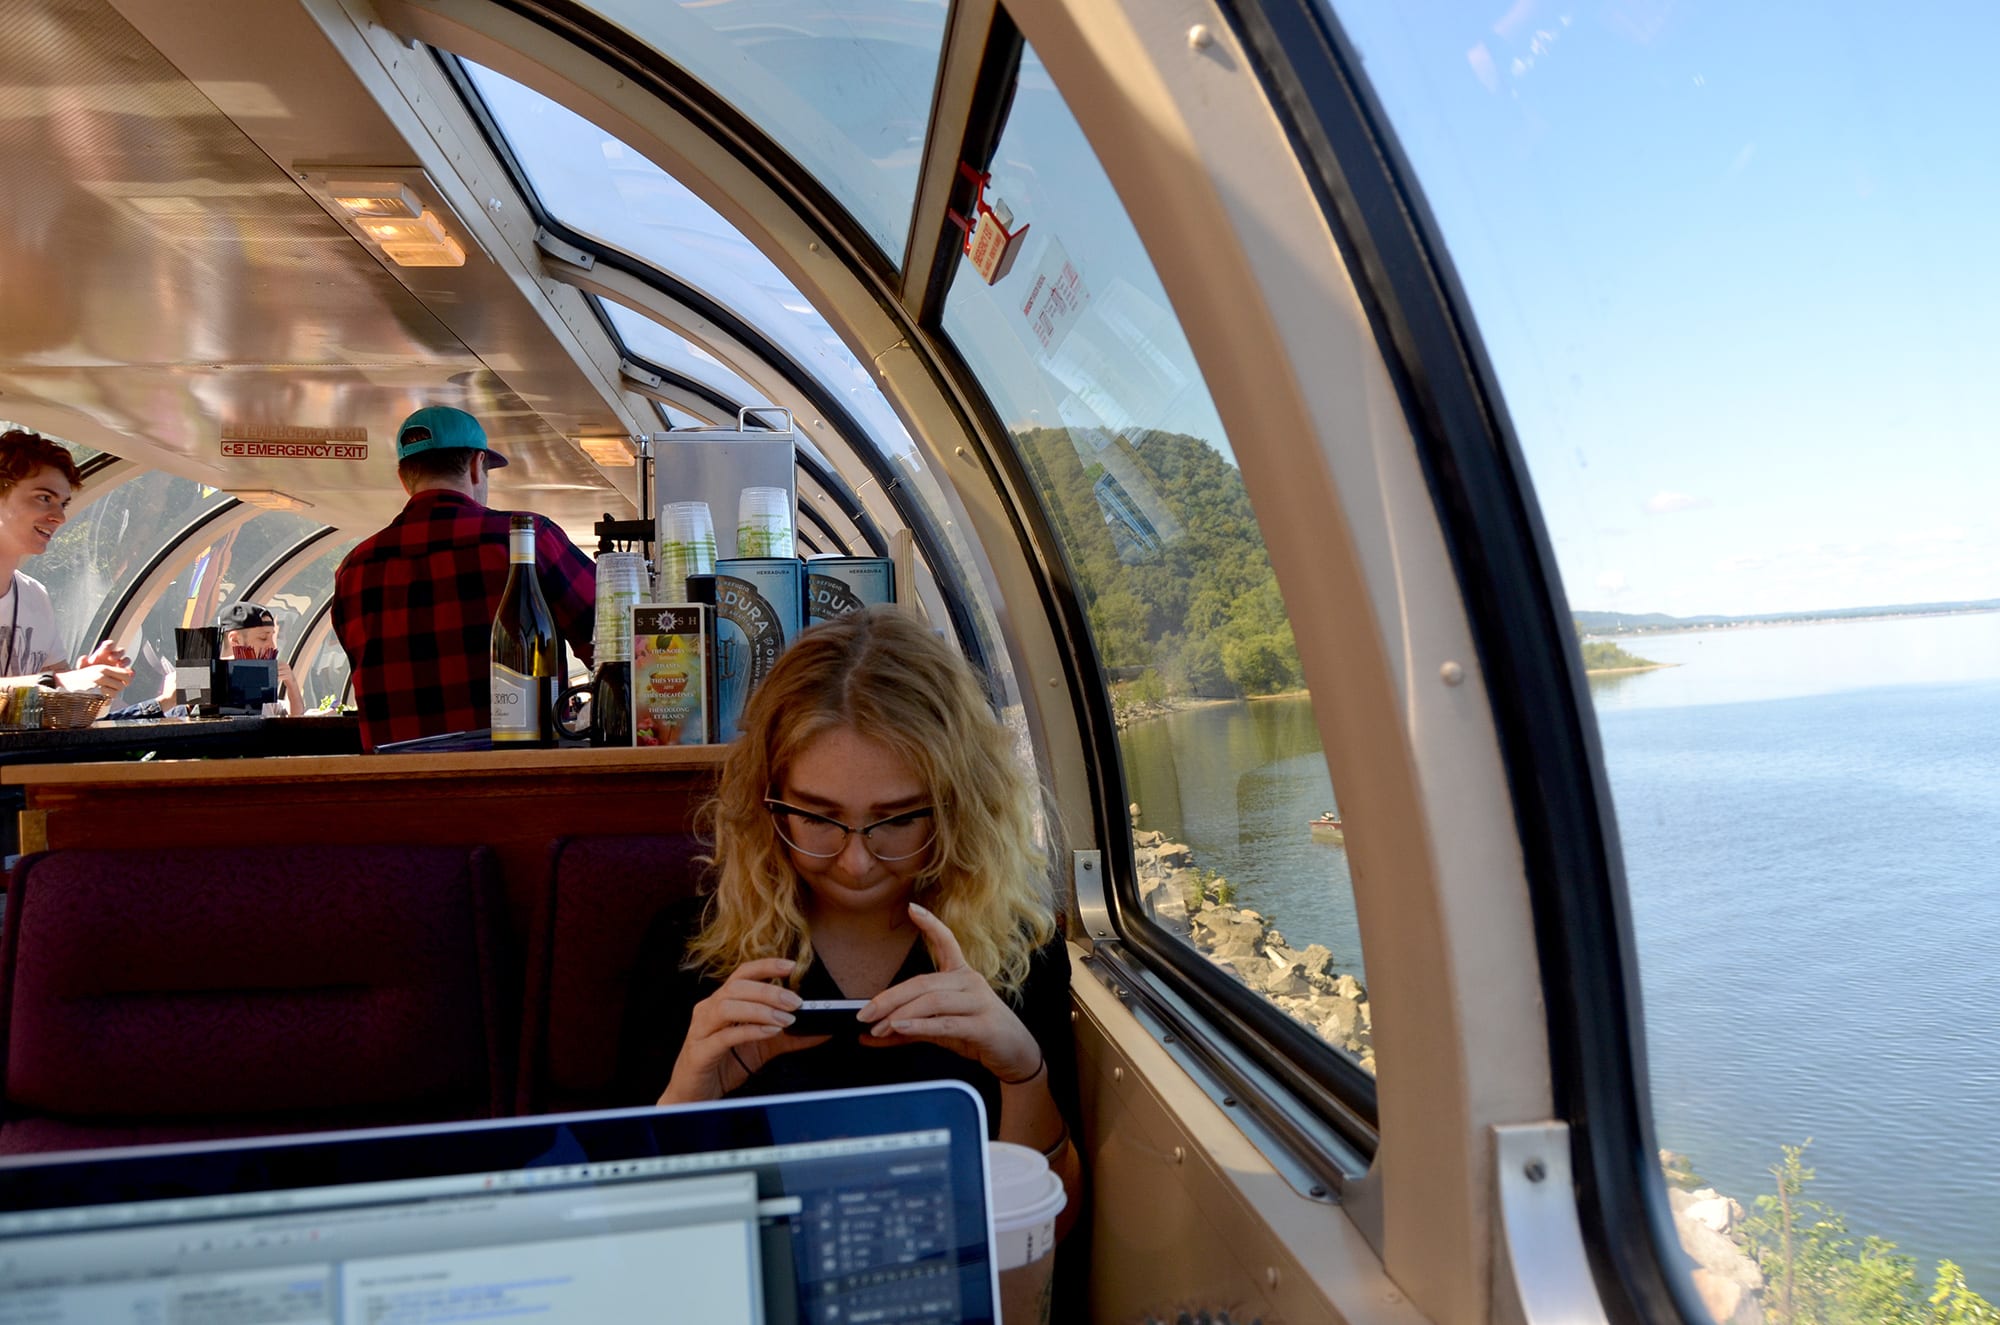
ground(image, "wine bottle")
xmin=490 ymin=513 xmax=564 ymax=747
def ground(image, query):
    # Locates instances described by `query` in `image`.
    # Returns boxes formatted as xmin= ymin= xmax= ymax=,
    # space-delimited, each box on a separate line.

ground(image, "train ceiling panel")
xmin=0 ymin=0 xmax=643 ymax=540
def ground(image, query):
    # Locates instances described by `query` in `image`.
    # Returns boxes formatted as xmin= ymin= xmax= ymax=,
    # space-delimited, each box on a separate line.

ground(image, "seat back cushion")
xmin=535 ymin=834 xmax=705 ymax=1102
xmin=1 ymin=845 xmax=500 ymax=1119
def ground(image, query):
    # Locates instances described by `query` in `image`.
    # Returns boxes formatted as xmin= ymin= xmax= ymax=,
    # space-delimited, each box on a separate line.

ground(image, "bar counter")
xmin=0 ymin=714 xmax=364 ymax=765
xmin=4 ymin=745 xmax=728 ymax=930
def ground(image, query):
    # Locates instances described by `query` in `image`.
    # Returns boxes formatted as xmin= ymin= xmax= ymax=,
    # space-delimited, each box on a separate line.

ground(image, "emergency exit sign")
xmin=220 ymin=425 xmax=368 ymax=460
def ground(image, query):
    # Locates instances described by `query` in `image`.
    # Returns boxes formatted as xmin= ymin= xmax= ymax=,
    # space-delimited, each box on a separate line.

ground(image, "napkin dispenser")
xmin=173 ymin=628 xmax=277 ymax=715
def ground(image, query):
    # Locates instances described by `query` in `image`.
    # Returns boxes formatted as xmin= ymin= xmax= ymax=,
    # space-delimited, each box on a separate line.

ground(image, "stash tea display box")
xmin=631 ymin=604 xmax=711 ymax=746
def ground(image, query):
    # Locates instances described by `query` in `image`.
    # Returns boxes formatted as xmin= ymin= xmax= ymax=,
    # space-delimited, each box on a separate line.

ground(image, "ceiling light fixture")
xmin=578 ymin=436 xmax=637 ymax=467
xmin=298 ymin=166 xmax=470 ymax=269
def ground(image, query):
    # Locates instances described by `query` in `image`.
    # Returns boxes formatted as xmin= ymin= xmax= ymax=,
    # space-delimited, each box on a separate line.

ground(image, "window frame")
xmin=919 ymin=6 xmax=1387 ymax=1170
xmin=1212 ymin=1 xmax=1703 ymax=1320
xmin=440 ymin=45 xmax=998 ymax=676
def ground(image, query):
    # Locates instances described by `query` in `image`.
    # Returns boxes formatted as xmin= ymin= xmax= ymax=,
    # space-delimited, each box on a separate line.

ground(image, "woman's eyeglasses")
xmin=765 ymin=799 xmax=937 ymax=861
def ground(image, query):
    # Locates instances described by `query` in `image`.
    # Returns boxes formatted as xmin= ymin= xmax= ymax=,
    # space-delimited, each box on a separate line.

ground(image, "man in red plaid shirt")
xmin=334 ymin=406 xmax=595 ymax=751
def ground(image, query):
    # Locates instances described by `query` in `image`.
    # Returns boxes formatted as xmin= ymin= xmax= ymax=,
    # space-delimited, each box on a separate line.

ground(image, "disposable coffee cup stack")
xmin=735 ymin=486 xmax=794 ymax=559
xmin=987 ymin=1140 xmax=1066 ymax=1325
xmin=658 ymin=501 xmax=717 ymax=599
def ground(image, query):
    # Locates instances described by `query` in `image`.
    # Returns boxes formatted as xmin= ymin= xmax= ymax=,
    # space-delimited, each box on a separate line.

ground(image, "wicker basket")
xmin=38 ymin=690 xmax=111 ymax=730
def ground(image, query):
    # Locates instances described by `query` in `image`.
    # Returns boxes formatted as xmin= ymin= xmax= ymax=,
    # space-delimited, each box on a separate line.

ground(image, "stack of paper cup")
xmin=988 ymin=1140 xmax=1066 ymax=1324
xmin=593 ymin=552 xmax=647 ymax=664
xmin=659 ymin=501 xmax=717 ymax=598
xmin=735 ymin=486 xmax=794 ymax=558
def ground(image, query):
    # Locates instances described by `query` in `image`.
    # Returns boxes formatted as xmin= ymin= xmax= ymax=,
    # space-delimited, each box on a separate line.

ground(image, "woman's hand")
xmin=658 ymin=958 xmax=828 ymax=1104
xmin=858 ymin=903 xmax=1043 ymax=1083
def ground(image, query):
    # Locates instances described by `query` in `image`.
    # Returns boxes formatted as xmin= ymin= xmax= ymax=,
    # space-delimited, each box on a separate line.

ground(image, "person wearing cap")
xmin=219 ymin=601 xmax=307 ymax=717
xmin=332 ymin=406 xmax=595 ymax=751
xmin=0 ymin=427 xmax=134 ymax=696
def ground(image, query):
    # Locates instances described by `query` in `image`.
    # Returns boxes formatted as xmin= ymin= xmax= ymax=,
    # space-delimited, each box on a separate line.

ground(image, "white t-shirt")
xmin=0 ymin=571 xmax=65 ymax=677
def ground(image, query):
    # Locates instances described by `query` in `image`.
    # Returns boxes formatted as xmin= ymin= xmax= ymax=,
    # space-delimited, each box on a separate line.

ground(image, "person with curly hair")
xmin=0 ymin=428 xmax=132 ymax=695
xmin=622 ymin=606 xmax=1080 ymax=1216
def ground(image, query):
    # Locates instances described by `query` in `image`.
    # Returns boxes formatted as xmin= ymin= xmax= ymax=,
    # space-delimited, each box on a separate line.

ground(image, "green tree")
xmin=1013 ymin=425 xmax=1301 ymax=701
xmin=1925 ymin=1263 xmax=1999 ymax=1325
xmin=1740 ymin=1141 xmax=1994 ymax=1325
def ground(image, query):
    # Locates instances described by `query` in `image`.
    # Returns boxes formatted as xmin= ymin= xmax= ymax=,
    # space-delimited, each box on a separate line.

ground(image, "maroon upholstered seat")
xmin=517 ymin=833 xmax=706 ymax=1114
xmin=0 ymin=844 xmax=507 ymax=1155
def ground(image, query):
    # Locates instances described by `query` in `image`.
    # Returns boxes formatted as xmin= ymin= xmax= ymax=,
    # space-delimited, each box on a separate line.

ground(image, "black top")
xmin=618 ymin=897 xmax=1080 ymax=1142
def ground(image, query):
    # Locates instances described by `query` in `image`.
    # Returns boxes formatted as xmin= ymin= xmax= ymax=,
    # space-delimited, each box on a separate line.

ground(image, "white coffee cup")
xmin=659 ymin=501 xmax=717 ymax=596
xmin=735 ymin=486 xmax=794 ymax=558
xmin=988 ymin=1140 xmax=1066 ymax=1324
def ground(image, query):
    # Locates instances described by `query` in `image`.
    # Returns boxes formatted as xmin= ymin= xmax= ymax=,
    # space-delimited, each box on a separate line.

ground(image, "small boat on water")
xmin=1309 ymin=812 xmax=1344 ymax=845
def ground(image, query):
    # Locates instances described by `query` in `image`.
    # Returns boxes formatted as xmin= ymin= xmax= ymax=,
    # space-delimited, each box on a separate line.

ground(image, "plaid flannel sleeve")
xmin=537 ymin=519 xmax=598 ymax=667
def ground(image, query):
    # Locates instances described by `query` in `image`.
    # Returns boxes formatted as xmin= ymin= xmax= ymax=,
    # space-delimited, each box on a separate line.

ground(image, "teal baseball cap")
xmin=394 ymin=405 xmax=509 ymax=468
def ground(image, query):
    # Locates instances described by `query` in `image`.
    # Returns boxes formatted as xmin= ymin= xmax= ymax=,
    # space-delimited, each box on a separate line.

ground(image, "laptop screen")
xmin=0 ymin=1083 xmax=997 ymax=1325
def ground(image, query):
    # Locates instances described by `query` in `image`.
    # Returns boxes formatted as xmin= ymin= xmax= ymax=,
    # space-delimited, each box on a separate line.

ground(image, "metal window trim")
xmin=903 ymin=0 xmax=1021 ymax=325
xmin=1212 ymin=3 xmax=1702 ymax=1322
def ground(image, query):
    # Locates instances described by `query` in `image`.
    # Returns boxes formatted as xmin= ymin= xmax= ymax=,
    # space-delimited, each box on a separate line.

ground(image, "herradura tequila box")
xmin=714 ymin=557 xmax=804 ymax=742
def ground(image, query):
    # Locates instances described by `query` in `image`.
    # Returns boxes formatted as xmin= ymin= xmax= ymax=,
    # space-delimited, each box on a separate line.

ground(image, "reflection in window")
xmin=567 ymin=0 xmax=947 ymax=259
xmin=942 ymin=46 xmax=1371 ymax=1072
xmin=1336 ymin=0 xmax=2000 ymax=1309
xmin=46 ymin=472 xmax=228 ymax=666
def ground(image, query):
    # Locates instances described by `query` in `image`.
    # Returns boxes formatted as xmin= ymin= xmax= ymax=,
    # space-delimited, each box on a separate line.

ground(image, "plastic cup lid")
xmin=987 ymin=1141 xmax=1066 ymax=1225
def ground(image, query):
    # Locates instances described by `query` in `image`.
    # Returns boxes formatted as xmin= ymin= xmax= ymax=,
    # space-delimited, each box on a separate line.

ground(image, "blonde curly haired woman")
xmin=621 ymin=607 xmax=1080 ymax=1216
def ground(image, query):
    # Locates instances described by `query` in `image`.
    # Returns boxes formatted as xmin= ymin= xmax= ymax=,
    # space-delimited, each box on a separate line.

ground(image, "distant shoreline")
xmin=1586 ymin=663 xmax=1676 ymax=675
xmin=1584 ymin=605 xmax=1999 ymax=640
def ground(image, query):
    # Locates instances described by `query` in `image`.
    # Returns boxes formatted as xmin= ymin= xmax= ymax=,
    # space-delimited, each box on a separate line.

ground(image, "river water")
xmin=1118 ymin=611 xmax=2000 ymax=1297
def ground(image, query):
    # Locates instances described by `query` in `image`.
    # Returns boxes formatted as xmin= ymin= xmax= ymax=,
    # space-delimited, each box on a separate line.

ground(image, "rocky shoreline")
xmin=1663 ymin=1163 xmax=1765 ymax=1324
xmin=1129 ymin=807 xmax=1765 ymax=1322
xmin=1128 ymin=808 xmax=1374 ymax=1072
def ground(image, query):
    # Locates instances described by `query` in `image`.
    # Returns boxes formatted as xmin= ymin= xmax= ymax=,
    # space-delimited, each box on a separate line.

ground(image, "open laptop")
xmin=0 ymin=1082 xmax=998 ymax=1324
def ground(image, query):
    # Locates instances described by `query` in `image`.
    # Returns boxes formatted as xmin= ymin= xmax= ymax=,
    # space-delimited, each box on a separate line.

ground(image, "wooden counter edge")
xmin=1 ymin=744 xmax=729 ymax=789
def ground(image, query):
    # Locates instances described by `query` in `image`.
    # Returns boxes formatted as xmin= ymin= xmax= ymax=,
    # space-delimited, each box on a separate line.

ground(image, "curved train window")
xmin=561 ymin=1 xmax=947 ymax=262
xmin=1333 ymin=1 xmax=2000 ymax=1314
xmin=60 ymin=471 xmax=228 ymax=665
xmin=257 ymin=532 xmax=362 ymax=715
xmin=943 ymin=43 xmax=1373 ymax=1075
xmin=458 ymin=55 xmax=1028 ymax=728
xmin=598 ymin=300 xmax=772 ymax=414
xmin=121 ymin=508 xmax=323 ymax=698
xmin=462 ymin=61 xmax=919 ymax=461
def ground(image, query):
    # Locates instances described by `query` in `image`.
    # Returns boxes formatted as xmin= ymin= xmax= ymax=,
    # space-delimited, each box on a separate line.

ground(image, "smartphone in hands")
xmin=786 ymin=999 xmax=871 ymax=1036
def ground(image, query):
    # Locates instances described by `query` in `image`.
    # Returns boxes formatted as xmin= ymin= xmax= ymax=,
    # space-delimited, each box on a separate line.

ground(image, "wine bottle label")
xmin=491 ymin=663 xmax=535 ymax=737
xmin=509 ymin=525 xmax=536 ymax=563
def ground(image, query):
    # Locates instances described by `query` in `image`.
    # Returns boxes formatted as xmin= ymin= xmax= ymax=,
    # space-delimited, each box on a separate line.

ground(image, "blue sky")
xmin=1336 ymin=1 xmax=2000 ymax=617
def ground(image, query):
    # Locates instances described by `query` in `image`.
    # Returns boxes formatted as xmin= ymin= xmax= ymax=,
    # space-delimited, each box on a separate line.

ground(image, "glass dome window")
xmin=599 ymin=299 xmax=770 ymax=411
xmin=561 ymin=0 xmax=948 ymax=261
xmin=462 ymin=60 xmax=921 ymax=470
